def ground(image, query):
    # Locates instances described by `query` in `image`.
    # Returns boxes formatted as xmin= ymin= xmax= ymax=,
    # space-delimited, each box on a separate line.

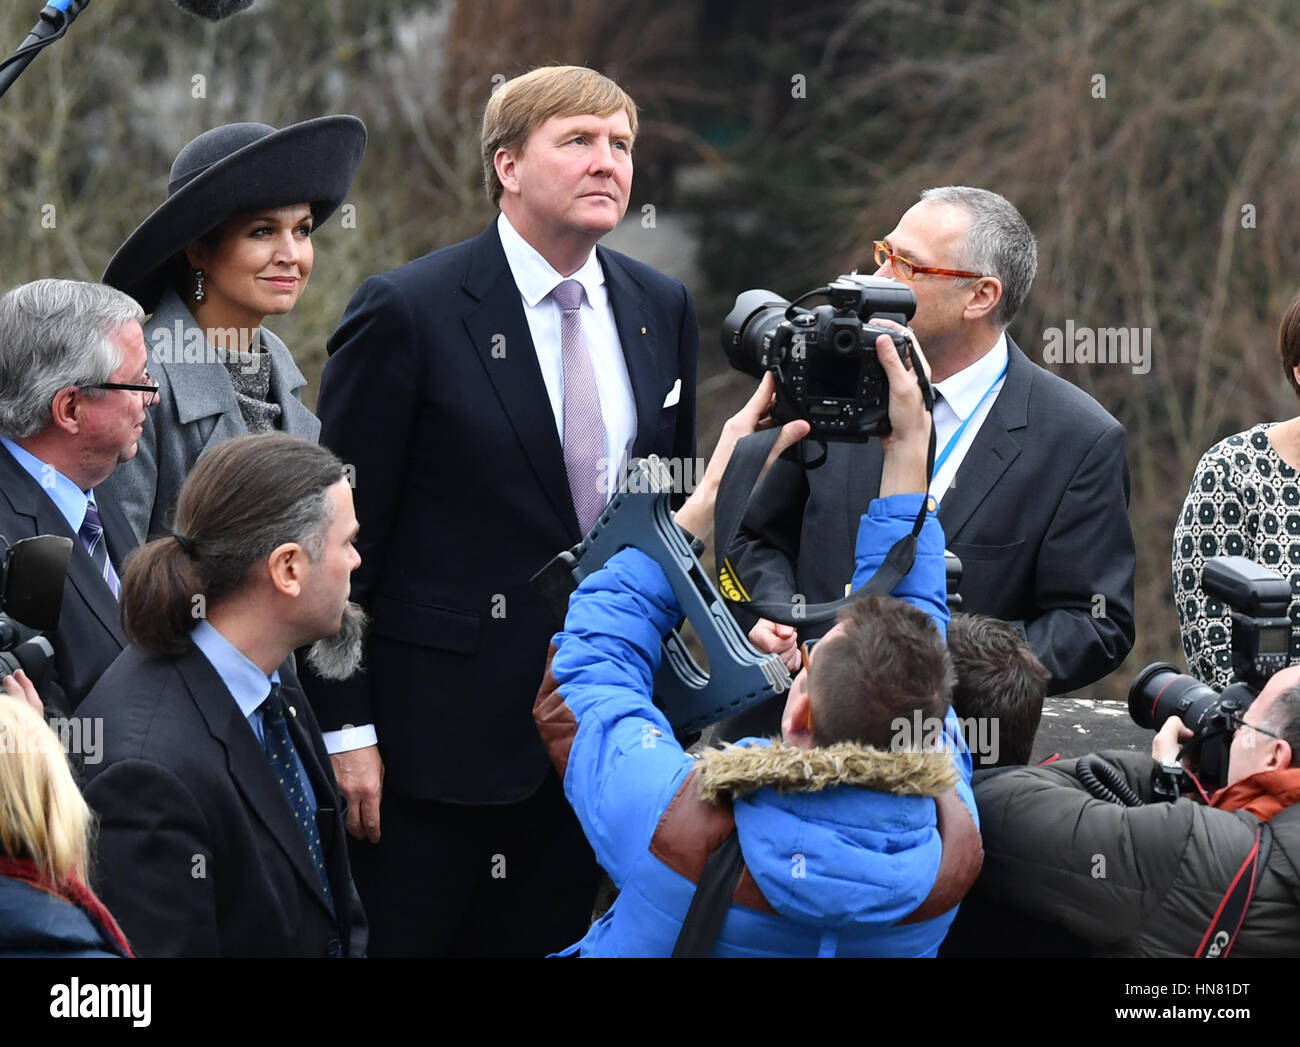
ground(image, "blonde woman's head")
xmin=0 ymin=697 xmax=91 ymax=886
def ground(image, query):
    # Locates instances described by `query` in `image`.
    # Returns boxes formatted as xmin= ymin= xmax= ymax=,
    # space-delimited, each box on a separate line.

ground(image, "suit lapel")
xmin=461 ymin=226 xmax=579 ymax=536
xmin=177 ymin=646 xmax=334 ymax=916
xmin=839 ymin=338 xmax=1033 ymax=546
xmin=598 ymin=247 xmax=662 ymax=461
xmin=844 ymin=439 xmax=886 ymax=551
xmin=936 ymin=339 xmax=1030 ymax=540
xmin=95 ymin=487 xmax=138 ymax=579
xmin=0 ymin=445 xmax=125 ymax=648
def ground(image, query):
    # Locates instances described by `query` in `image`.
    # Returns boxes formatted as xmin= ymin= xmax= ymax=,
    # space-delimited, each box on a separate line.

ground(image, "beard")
xmin=305 ymin=601 xmax=369 ymax=681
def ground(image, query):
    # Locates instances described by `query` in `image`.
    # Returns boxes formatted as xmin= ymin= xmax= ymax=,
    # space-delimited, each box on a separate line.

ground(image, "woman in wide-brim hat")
xmin=100 ymin=115 xmax=366 ymax=544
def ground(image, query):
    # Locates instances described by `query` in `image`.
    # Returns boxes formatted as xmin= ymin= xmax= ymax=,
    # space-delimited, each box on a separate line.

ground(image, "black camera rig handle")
xmin=532 ymin=458 xmax=794 ymax=734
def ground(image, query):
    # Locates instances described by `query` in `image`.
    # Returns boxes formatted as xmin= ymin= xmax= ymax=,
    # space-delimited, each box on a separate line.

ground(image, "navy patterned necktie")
xmin=79 ymin=502 xmax=121 ymax=599
xmin=260 ymin=684 xmax=333 ymax=909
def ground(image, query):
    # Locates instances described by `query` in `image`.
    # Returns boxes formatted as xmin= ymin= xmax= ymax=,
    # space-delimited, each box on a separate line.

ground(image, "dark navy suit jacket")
xmin=301 ymin=222 xmax=698 ymax=802
xmin=80 ymin=646 xmax=366 ymax=957
xmin=0 ymin=442 xmax=134 ymax=716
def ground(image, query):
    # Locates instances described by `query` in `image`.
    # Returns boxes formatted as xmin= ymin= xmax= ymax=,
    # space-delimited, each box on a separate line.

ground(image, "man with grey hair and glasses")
xmin=0 ymin=278 xmax=155 ymax=715
xmin=728 ymin=186 xmax=1135 ymax=721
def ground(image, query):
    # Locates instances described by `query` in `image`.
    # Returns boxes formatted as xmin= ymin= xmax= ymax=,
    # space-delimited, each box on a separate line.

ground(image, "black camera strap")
xmin=1194 ymin=821 xmax=1272 ymax=958
xmin=713 ymin=395 xmax=937 ymax=628
xmin=671 ymin=827 xmax=745 ymax=958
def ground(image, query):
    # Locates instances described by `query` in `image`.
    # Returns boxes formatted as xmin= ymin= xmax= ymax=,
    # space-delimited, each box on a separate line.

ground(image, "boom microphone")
xmin=170 ymin=0 xmax=256 ymax=19
xmin=0 ymin=0 xmax=91 ymax=102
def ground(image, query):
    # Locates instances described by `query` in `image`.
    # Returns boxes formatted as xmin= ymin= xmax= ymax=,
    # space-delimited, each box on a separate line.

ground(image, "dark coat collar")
xmin=934 ymin=336 xmax=1031 ymax=539
xmin=458 ymin=222 xmax=664 ymax=540
xmin=0 ymin=443 xmax=131 ymax=647
xmin=172 ymin=643 xmax=336 ymax=917
xmin=844 ymin=334 xmax=1033 ymax=543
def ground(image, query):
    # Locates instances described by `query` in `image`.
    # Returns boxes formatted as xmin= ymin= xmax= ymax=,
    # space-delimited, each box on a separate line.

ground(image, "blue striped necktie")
xmin=260 ymin=683 xmax=334 ymax=910
xmin=79 ymin=502 xmax=121 ymax=599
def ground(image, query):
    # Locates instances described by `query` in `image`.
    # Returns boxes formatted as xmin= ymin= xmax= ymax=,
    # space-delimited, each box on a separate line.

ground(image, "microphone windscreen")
xmin=170 ymin=0 xmax=256 ymax=20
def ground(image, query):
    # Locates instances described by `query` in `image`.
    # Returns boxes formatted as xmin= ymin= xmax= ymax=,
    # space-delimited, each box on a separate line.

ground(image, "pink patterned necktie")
xmin=552 ymin=279 xmax=608 ymax=534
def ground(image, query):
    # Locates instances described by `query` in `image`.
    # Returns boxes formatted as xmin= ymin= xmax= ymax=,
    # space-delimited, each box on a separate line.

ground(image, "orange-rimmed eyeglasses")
xmin=873 ymin=240 xmax=984 ymax=282
xmin=800 ymin=637 xmax=820 ymax=670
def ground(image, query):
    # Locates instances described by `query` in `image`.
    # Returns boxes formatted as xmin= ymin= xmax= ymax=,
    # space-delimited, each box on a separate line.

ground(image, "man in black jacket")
xmin=966 ymin=665 xmax=1300 ymax=956
xmin=728 ymin=187 xmax=1134 ymax=699
xmin=79 ymin=434 xmax=367 ymax=957
xmin=0 ymin=279 xmax=149 ymax=716
xmin=301 ymin=65 xmax=698 ymax=956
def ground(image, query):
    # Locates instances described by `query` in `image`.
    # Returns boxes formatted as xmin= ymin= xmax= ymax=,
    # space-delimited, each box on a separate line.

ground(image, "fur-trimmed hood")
xmin=695 ymin=740 xmax=959 ymax=803
xmin=705 ymin=735 xmax=972 ymax=930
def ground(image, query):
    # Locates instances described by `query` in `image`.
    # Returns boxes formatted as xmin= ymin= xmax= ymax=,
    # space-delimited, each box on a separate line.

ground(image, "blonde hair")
xmin=0 ymin=698 xmax=91 ymax=886
xmin=480 ymin=65 xmax=638 ymax=206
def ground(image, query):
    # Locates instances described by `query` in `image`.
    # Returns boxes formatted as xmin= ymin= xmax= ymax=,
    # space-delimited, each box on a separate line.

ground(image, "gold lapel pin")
xmin=640 ymin=326 xmax=647 ymax=335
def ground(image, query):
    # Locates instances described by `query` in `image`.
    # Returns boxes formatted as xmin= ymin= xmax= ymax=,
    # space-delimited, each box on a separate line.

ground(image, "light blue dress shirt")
xmin=1 ymin=436 xmax=123 ymax=593
xmin=2 ymin=435 xmax=97 ymax=536
xmin=190 ymin=619 xmax=317 ymax=813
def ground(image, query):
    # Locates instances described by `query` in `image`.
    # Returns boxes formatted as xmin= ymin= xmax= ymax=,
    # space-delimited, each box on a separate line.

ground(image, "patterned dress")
xmin=1172 ymin=422 xmax=1300 ymax=688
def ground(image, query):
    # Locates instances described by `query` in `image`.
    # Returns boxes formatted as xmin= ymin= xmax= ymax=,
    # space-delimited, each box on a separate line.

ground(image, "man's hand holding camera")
xmin=746 ymin=326 xmax=933 ymax=671
xmin=1151 ymin=715 xmax=1195 ymax=768
xmin=874 ymin=324 xmax=933 ymax=498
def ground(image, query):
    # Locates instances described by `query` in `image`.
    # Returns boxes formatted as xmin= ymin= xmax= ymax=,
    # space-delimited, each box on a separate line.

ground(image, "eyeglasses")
xmin=800 ymin=637 xmax=820 ymax=669
xmin=873 ymin=240 xmax=984 ymax=282
xmin=1228 ymin=708 xmax=1286 ymax=742
xmin=84 ymin=370 xmax=160 ymax=407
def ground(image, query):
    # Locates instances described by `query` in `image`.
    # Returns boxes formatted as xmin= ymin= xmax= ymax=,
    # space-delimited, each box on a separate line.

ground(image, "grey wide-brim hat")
xmin=103 ymin=115 xmax=367 ymax=313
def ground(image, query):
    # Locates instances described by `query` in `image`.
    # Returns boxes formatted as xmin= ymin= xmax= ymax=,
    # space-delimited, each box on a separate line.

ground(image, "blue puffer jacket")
xmin=535 ymin=493 xmax=979 ymax=957
xmin=0 ymin=875 xmax=128 ymax=958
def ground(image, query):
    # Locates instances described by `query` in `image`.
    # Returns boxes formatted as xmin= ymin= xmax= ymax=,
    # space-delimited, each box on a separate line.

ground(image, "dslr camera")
xmin=1129 ymin=556 xmax=1292 ymax=790
xmin=722 ymin=274 xmax=917 ymax=441
xmin=0 ymin=534 xmax=74 ymax=684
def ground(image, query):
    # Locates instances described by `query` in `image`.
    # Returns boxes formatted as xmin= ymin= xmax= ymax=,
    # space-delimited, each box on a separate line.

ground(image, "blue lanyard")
xmin=932 ymin=358 xmax=1009 ymax=477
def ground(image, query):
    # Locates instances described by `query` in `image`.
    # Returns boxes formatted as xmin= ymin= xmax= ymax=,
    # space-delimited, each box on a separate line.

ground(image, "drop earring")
xmin=193 ymin=268 xmax=205 ymax=303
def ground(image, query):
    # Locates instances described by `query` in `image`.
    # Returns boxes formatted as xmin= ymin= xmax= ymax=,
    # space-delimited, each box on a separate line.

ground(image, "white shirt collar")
xmin=496 ymin=212 xmax=607 ymax=309
xmin=932 ymin=332 xmax=1009 ymax=421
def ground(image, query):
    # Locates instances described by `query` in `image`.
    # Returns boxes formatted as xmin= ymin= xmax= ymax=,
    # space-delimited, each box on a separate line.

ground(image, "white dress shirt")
xmin=928 ymin=333 xmax=1009 ymax=501
xmin=496 ymin=212 xmax=637 ymax=498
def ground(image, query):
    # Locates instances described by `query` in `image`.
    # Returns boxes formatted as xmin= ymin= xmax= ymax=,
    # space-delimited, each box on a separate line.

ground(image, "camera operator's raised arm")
xmin=672 ymin=373 xmax=808 ymax=541
xmin=874 ymin=327 xmax=933 ymax=499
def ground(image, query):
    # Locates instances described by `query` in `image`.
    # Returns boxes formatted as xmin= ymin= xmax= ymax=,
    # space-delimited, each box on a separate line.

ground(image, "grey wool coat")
xmin=101 ymin=288 xmax=320 ymax=544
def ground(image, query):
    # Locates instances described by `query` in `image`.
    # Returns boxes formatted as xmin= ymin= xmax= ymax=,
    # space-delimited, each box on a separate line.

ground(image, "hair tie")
xmin=172 ymin=532 xmax=199 ymax=559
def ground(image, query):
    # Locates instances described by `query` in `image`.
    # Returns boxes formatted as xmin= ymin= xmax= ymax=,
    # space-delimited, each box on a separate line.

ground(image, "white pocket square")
xmin=662 ymin=379 xmax=681 ymax=408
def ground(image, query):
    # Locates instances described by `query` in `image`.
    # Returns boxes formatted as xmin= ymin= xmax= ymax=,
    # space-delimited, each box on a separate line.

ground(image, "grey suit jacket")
xmin=101 ymin=288 xmax=320 ymax=544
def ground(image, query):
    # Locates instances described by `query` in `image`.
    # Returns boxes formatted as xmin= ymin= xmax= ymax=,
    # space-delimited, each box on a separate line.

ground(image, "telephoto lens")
xmin=1128 ymin=662 xmax=1226 ymax=732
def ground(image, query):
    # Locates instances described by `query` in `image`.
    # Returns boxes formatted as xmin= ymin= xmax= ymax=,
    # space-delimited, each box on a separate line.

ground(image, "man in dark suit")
xmin=300 ymin=65 xmax=698 ymax=956
xmin=79 ymin=433 xmax=367 ymax=957
xmin=0 ymin=279 xmax=151 ymax=717
xmin=730 ymin=187 xmax=1134 ymax=702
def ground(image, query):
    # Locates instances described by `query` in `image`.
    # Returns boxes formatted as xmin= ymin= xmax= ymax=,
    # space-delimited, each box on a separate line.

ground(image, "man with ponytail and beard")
xmin=77 ymin=432 xmax=368 ymax=957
